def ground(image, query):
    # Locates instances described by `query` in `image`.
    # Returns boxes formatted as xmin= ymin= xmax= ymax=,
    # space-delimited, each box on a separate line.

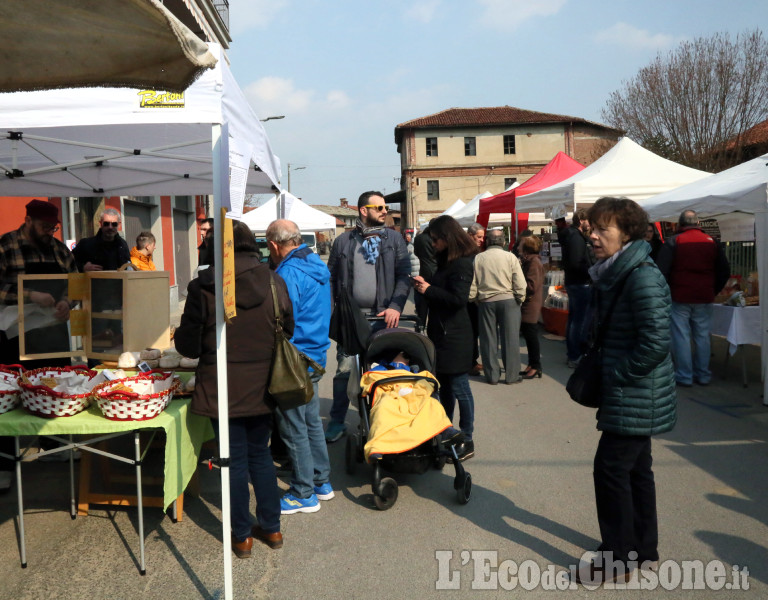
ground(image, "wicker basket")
xmin=93 ymin=371 xmax=180 ymax=421
xmin=20 ymin=366 xmax=97 ymax=418
xmin=0 ymin=364 xmax=23 ymax=415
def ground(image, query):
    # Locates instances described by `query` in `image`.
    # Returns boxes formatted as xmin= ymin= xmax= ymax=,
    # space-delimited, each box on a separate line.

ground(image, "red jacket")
xmin=656 ymin=226 xmax=730 ymax=304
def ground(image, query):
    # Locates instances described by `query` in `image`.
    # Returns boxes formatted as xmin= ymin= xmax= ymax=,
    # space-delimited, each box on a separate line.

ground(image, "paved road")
xmin=1 ymin=332 xmax=766 ymax=599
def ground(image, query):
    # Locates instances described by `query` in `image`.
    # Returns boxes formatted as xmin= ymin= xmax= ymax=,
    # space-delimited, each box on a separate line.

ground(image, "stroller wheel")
xmin=456 ymin=472 xmax=472 ymax=505
xmin=345 ymin=435 xmax=357 ymax=475
xmin=374 ymin=477 xmax=398 ymax=510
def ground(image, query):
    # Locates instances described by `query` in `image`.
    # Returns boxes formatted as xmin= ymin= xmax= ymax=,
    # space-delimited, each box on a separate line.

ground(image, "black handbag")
xmin=566 ymin=263 xmax=647 ymax=408
xmin=267 ymin=274 xmax=325 ymax=411
xmin=328 ymin=284 xmax=371 ymax=356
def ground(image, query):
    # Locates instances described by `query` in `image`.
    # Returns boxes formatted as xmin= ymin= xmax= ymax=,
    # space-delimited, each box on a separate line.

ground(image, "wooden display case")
xmin=17 ymin=271 xmax=170 ymax=361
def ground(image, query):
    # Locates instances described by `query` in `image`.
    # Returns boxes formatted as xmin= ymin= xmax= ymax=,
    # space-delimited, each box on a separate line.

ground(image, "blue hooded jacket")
xmin=275 ymin=244 xmax=332 ymax=368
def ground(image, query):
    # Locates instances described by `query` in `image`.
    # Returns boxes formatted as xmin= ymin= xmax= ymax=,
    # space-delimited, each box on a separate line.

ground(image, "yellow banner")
xmin=221 ymin=208 xmax=236 ymax=322
xmin=69 ymin=309 xmax=87 ymax=336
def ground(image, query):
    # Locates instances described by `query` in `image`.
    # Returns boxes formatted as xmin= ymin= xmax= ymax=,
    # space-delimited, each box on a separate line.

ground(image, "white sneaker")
xmin=0 ymin=471 xmax=12 ymax=491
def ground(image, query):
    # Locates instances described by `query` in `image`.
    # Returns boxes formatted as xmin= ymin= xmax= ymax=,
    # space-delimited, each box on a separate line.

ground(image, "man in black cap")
xmin=0 ymin=199 xmax=78 ymax=490
xmin=72 ymin=207 xmax=130 ymax=272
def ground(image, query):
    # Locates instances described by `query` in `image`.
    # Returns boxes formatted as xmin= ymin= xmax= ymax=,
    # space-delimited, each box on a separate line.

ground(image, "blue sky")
xmin=227 ymin=1 xmax=768 ymax=206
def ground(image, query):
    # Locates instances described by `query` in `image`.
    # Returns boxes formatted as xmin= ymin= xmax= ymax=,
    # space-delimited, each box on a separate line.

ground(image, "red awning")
xmin=477 ymin=151 xmax=585 ymax=229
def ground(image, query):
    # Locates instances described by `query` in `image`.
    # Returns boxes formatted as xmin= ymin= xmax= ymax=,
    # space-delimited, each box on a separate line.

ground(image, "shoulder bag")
xmin=267 ymin=274 xmax=325 ymax=411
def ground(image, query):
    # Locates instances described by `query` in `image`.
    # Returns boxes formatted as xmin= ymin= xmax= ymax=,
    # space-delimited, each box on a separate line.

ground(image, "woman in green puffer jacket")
xmin=574 ymin=197 xmax=676 ymax=585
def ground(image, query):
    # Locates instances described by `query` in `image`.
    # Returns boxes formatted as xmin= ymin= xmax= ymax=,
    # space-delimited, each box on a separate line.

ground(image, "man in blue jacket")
xmin=266 ymin=219 xmax=334 ymax=515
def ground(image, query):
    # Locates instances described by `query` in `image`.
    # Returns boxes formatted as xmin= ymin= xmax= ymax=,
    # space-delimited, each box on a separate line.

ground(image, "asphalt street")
xmin=1 ymin=330 xmax=766 ymax=599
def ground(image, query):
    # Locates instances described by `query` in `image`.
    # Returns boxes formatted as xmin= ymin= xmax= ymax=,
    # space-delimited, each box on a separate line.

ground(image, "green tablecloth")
xmin=0 ymin=399 xmax=214 ymax=510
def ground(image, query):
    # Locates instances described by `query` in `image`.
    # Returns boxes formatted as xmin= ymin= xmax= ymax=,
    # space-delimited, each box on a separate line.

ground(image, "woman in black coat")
xmin=412 ymin=215 xmax=478 ymax=462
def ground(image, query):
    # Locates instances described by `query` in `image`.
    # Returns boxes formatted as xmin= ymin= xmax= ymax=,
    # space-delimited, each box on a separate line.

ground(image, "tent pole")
xmin=755 ymin=210 xmax=768 ymax=406
xmin=212 ymin=123 xmax=234 ymax=599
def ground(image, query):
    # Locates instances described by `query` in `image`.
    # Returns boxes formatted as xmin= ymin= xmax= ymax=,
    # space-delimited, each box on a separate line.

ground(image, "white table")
xmin=710 ymin=305 xmax=762 ymax=387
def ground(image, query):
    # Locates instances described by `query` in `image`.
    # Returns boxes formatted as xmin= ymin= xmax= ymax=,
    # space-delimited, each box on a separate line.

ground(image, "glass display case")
xmin=17 ymin=271 xmax=170 ymax=361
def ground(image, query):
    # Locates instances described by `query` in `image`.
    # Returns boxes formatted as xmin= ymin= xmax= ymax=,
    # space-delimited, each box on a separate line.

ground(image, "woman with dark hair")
xmin=644 ymin=222 xmax=663 ymax=262
xmin=411 ymin=215 xmax=479 ymax=462
xmin=518 ymin=234 xmax=544 ymax=379
xmin=574 ymin=197 xmax=676 ymax=585
xmin=175 ymin=220 xmax=294 ymax=558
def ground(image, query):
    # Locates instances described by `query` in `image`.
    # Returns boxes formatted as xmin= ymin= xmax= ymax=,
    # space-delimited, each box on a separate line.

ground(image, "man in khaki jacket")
xmin=469 ymin=229 xmax=526 ymax=385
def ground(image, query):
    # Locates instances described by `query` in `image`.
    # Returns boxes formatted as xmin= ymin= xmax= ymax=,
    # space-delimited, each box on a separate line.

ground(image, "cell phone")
xmin=137 ymin=361 xmax=152 ymax=373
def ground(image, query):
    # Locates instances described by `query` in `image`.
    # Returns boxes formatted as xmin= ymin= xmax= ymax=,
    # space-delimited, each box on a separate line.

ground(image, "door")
xmin=123 ymin=201 xmax=153 ymax=249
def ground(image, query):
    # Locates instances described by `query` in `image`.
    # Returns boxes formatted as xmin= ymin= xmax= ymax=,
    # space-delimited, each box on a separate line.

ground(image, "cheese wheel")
xmin=179 ymin=357 xmax=199 ymax=369
xmin=118 ymin=352 xmax=138 ymax=368
xmin=159 ymin=355 xmax=180 ymax=369
xmin=144 ymin=359 xmax=160 ymax=369
xmin=140 ymin=348 xmax=161 ymax=360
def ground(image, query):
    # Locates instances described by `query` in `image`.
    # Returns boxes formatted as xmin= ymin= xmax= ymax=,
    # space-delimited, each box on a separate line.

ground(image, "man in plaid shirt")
xmin=0 ymin=200 xmax=77 ymax=491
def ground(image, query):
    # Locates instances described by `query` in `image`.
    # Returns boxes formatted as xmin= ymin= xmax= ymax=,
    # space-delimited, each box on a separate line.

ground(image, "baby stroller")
xmin=345 ymin=316 xmax=472 ymax=510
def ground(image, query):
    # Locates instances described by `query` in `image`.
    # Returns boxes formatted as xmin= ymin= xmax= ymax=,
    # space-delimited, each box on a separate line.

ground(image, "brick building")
xmin=394 ymin=106 xmax=622 ymax=227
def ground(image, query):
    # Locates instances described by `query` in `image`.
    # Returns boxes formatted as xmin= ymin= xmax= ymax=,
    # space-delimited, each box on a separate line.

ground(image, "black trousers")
xmin=519 ymin=322 xmax=541 ymax=370
xmin=467 ymin=302 xmax=480 ymax=366
xmin=593 ymin=431 xmax=659 ymax=564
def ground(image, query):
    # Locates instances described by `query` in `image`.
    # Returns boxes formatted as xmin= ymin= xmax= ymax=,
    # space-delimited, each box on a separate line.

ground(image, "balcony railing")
xmin=213 ymin=0 xmax=229 ymax=29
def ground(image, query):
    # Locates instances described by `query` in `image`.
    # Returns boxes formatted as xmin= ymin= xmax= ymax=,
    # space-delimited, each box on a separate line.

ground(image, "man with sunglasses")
xmin=0 ymin=199 xmax=78 ymax=491
xmin=325 ymin=191 xmax=411 ymax=442
xmin=72 ymin=207 xmax=130 ymax=272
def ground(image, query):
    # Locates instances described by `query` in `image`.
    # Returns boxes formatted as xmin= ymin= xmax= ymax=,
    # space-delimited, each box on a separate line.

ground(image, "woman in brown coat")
xmin=518 ymin=235 xmax=545 ymax=379
xmin=175 ymin=221 xmax=294 ymax=558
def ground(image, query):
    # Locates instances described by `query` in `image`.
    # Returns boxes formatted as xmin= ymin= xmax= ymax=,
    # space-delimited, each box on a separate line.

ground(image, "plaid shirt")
xmin=0 ymin=226 xmax=77 ymax=306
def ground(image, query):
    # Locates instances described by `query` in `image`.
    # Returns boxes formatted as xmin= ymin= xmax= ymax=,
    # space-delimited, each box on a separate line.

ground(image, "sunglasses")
xmin=363 ymin=204 xmax=389 ymax=212
xmin=101 ymin=222 xmax=119 ymax=228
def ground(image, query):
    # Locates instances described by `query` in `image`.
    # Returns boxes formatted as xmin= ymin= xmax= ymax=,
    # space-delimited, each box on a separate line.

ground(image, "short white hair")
xmin=99 ymin=207 xmax=121 ymax=223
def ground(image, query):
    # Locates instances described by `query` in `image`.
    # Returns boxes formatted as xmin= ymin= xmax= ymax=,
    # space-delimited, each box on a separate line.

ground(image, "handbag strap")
xmin=268 ymin=272 xmax=326 ymax=376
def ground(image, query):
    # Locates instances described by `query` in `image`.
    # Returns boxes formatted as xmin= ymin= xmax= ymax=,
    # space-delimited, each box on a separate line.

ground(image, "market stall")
xmin=241 ymin=191 xmax=336 ymax=233
xmin=643 ymin=154 xmax=768 ymax=403
xmin=0 ymin=42 xmax=280 ymax=595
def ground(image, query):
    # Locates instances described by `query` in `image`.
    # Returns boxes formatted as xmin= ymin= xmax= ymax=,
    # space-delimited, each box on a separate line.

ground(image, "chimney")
xmin=340 ymin=198 xmax=348 ymax=208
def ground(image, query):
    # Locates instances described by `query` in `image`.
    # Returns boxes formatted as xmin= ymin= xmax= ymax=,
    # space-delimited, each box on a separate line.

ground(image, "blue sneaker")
xmin=324 ymin=421 xmax=347 ymax=443
xmin=314 ymin=483 xmax=335 ymax=501
xmin=280 ymin=493 xmax=320 ymax=514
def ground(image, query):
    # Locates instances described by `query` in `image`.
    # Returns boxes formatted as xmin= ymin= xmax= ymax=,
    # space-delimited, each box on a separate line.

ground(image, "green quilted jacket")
xmin=591 ymin=240 xmax=677 ymax=436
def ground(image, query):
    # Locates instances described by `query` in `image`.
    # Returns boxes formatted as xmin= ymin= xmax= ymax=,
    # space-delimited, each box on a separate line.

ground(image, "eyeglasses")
xmin=363 ymin=204 xmax=389 ymax=212
xmin=101 ymin=222 xmax=119 ymax=228
xmin=39 ymin=223 xmax=60 ymax=233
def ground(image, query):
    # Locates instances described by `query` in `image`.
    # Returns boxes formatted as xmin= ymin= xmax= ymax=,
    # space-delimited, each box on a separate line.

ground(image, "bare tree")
xmin=602 ymin=30 xmax=768 ymax=172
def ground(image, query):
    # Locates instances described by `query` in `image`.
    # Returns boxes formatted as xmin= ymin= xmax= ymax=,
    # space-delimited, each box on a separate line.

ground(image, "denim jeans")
xmin=670 ymin=302 xmax=713 ymax=385
xmin=212 ymin=415 xmax=281 ymax=541
xmin=437 ymin=372 xmax=475 ymax=441
xmin=275 ymin=373 xmax=331 ymax=498
xmin=566 ymin=284 xmax=593 ymax=362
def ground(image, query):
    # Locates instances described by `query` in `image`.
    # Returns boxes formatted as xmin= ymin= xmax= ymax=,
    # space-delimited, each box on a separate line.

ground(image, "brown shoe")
xmin=232 ymin=535 xmax=253 ymax=559
xmin=252 ymin=525 xmax=283 ymax=549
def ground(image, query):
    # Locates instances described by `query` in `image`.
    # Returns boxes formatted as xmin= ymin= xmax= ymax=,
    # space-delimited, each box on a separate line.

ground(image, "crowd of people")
xmin=1 ymin=193 xmax=733 ymax=584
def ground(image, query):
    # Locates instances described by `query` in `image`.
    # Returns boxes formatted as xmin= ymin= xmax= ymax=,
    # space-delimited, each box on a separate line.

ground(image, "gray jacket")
xmin=327 ymin=228 xmax=411 ymax=314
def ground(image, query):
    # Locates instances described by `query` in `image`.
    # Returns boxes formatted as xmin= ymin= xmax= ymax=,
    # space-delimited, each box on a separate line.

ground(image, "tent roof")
xmin=450 ymin=192 xmax=492 ymax=226
xmin=479 ymin=151 xmax=585 ymax=216
xmin=516 ymin=138 xmax=711 ymax=212
xmin=443 ymin=199 xmax=466 ymax=216
xmin=0 ymin=0 xmax=217 ymax=93
xmin=644 ymin=154 xmax=768 ymax=221
xmin=0 ymin=44 xmax=280 ymax=197
xmin=240 ymin=192 xmax=337 ymax=232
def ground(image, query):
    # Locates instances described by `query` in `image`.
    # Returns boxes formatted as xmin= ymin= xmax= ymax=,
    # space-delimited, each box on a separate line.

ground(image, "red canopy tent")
xmin=477 ymin=151 xmax=585 ymax=230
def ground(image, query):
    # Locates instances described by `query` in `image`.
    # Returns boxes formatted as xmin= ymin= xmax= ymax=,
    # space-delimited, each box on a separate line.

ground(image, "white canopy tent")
xmin=0 ymin=0 xmax=217 ymax=93
xmin=241 ymin=192 xmax=336 ymax=233
xmin=0 ymin=43 xmax=280 ymax=599
xmin=0 ymin=44 xmax=280 ymax=197
xmin=516 ymin=137 xmax=711 ymax=213
xmin=450 ymin=191 xmax=493 ymax=226
xmin=442 ymin=198 xmax=466 ymax=217
xmin=643 ymin=154 xmax=768 ymax=404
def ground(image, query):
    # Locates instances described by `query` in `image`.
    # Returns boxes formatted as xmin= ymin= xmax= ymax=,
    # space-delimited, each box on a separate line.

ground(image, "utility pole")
xmin=286 ymin=163 xmax=306 ymax=193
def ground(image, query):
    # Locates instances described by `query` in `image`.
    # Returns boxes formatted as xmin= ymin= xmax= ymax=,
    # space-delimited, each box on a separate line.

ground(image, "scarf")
xmin=356 ymin=218 xmax=384 ymax=265
xmin=588 ymin=242 xmax=631 ymax=283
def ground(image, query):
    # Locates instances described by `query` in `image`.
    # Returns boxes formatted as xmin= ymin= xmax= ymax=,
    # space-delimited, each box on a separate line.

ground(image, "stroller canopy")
xmin=365 ymin=328 xmax=436 ymax=374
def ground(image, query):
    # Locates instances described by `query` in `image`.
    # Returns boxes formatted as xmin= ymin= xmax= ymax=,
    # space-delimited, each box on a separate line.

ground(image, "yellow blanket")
xmin=361 ymin=369 xmax=451 ymax=462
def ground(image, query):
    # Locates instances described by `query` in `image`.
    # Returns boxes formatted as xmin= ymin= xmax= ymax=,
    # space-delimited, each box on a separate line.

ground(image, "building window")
xmin=503 ymin=135 xmax=516 ymax=155
xmin=427 ymin=180 xmax=439 ymax=200
xmin=504 ymin=177 xmax=517 ymax=190
xmin=464 ymin=137 xmax=476 ymax=156
xmin=426 ymin=137 xmax=438 ymax=157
